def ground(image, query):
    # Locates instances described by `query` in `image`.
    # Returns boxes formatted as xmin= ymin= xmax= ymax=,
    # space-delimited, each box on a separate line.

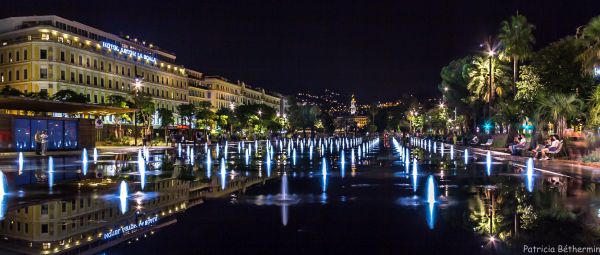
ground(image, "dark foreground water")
xmin=0 ymin=137 xmax=599 ymax=255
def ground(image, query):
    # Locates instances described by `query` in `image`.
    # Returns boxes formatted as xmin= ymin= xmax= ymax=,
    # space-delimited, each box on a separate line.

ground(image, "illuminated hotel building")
xmin=0 ymin=15 xmax=286 ymax=129
xmin=198 ymin=75 xmax=282 ymax=111
xmin=0 ymin=15 xmax=188 ymax=117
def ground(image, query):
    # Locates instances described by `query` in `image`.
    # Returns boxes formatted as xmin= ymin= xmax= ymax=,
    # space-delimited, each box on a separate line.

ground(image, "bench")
xmin=480 ymin=139 xmax=493 ymax=147
xmin=546 ymin=140 xmax=564 ymax=159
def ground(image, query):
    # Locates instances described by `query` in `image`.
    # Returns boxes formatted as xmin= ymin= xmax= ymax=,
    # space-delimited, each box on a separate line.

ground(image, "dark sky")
xmin=1 ymin=0 xmax=599 ymax=102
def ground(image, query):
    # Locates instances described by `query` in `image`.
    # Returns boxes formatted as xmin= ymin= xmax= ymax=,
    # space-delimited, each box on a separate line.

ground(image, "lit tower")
xmin=350 ymin=94 xmax=357 ymax=115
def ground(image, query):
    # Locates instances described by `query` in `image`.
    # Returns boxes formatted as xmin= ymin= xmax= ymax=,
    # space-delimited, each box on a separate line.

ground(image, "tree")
xmin=498 ymin=14 xmax=536 ymax=93
xmin=177 ymin=103 xmax=196 ymax=127
xmin=439 ymin=57 xmax=474 ymax=131
xmin=578 ymin=15 xmax=600 ymax=71
xmin=319 ymin=111 xmax=335 ymax=134
xmin=107 ymin=95 xmax=131 ymax=140
xmin=26 ymin=90 xmax=49 ymax=100
xmin=533 ymin=37 xmax=594 ymax=98
xmin=467 ymin=55 xmax=510 ymax=104
xmin=0 ymin=86 xmax=23 ymax=96
xmin=588 ymin=85 xmax=600 ymax=128
xmin=134 ymin=94 xmax=156 ymax=142
xmin=494 ymin=100 xmax=522 ymax=145
xmin=195 ymin=102 xmax=215 ymax=135
xmin=368 ymin=103 xmax=379 ymax=123
xmin=157 ymin=108 xmax=174 ymax=143
xmin=536 ymin=93 xmax=583 ymax=137
xmin=50 ymin=89 xmax=88 ymax=103
xmin=515 ymin=65 xmax=544 ymax=110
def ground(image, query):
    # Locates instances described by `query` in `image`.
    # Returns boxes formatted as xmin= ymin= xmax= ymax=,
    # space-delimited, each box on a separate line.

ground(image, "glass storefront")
xmin=15 ymin=118 xmax=79 ymax=151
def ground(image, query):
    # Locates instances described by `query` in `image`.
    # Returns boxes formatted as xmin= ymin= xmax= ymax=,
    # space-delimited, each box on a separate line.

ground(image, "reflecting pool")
xmin=0 ymin=137 xmax=597 ymax=255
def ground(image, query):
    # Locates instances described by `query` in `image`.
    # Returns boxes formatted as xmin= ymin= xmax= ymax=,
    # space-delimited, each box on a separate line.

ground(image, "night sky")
xmin=1 ymin=0 xmax=599 ymax=102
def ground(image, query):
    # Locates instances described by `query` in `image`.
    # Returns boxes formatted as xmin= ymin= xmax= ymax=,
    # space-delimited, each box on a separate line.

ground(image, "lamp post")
xmin=488 ymin=49 xmax=495 ymax=120
xmin=133 ymin=77 xmax=143 ymax=146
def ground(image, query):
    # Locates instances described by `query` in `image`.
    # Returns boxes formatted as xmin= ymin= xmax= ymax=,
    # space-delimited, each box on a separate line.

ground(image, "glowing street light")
xmin=258 ymin=110 xmax=262 ymax=117
xmin=229 ymin=102 xmax=235 ymax=111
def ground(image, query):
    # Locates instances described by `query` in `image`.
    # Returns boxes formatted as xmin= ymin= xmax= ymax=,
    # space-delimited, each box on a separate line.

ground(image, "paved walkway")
xmin=0 ymin=145 xmax=173 ymax=159
xmin=445 ymin=143 xmax=600 ymax=179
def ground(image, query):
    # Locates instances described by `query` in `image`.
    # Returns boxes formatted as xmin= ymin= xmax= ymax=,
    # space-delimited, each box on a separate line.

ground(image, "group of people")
xmin=532 ymin=135 xmax=561 ymax=160
xmin=34 ymin=130 xmax=49 ymax=156
xmin=509 ymin=133 xmax=561 ymax=160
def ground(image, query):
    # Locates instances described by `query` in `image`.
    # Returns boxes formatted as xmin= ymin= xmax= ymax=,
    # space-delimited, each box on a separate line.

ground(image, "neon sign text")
xmin=102 ymin=42 xmax=157 ymax=64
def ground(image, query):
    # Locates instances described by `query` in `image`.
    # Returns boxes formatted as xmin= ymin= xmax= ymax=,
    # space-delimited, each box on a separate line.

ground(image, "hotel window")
xmin=101 ymin=96 xmax=104 ymax=104
xmin=61 ymin=203 xmax=66 ymax=213
xmin=86 ymin=58 xmax=90 ymax=67
xmin=60 ymin=70 xmax=65 ymax=81
xmin=34 ymin=68 xmax=42 ymax=79
xmin=8 ymin=71 xmax=12 ymax=81
xmin=100 ymin=61 xmax=104 ymax=71
xmin=23 ymin=69 xmax=27 ymax=80
xmin=8 ymin=52 xmax=12 ymax=62
xmin=121 ymin=67 xmax=124 ymax=75
xmin=93 ymin=77 xmax=97 ymax=86
xmin=23 ymin=49 xmax=27 ymax=60
xmin=93 ymin=59 xmax=97 ymax=69
xmin=41 ymin=204 xmax=48 ymax=215
xmin=60 ymin=51 xmax=65 ymax=62
xmin=16 ymin=51 xmax=19 ymax=61
xmin=108 ymin=80 xmax=112 ymax=89
xmin=86 ymin=75 xmax=90 ymax=85
xmin=70 ymin=71 xmax=74 ymax=82
xmin=40 ymin=49 xmax=47 ymax=60
xmin=70 ymin=53 xmax=74 ymax=63
xmin=100 ymin=78 xmax=104 ymax=87
xmin=41 ymin=224 xmax=48 ymax=234
xmin=0 ymin=73 xmax=3 ymax=82
xmin=94 ymin=95 xmax=97 ymax=103
xmin=127 ymin=68 xmax=130 ymax=77
xmin=0 ymin=54 xmax=3 ymax=63
xmin=108 ymin=63 xmax=112 ymax=72
xmin=16 ymin=70 xmax=19 ymax=80
xmin=78 ymin=73 xmax=83 ymax=83
xmin=78 ymin=55 xmax=82 ymax=65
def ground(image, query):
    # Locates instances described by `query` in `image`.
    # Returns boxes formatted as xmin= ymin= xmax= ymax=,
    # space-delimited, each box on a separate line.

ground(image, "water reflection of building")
xmin=0 ymin=177 xmax=189 ymax=254
xmin=0 ymin=157 xmax=273 ymax=254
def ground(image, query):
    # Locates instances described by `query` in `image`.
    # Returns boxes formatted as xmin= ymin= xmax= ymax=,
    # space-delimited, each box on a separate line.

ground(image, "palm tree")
xmin=536 ymin=93 xmax=582 ymax=137
xmin=498 ymin=14 xmax=536 ymax=93
xmin=157 ymin=108 xmax=174 ymax=143
xmin=578 ymin=15 xmax=600 ymax=71
xmin=467 ymin=55 xmax=509 ymax=103
xmin=368 ymin=103 xmax=379 ymax=123
xmin=494 ymin=100 xmax=522 ymax=145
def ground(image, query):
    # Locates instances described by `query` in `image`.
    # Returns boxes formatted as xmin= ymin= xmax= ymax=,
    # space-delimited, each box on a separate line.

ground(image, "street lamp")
xmin=133 ymin=77 xmax=143 ymax=146
xmin=229 ymin=102 xmax=235 ymax=111
xmin=257 ymin=110 xmax=262 ymax=117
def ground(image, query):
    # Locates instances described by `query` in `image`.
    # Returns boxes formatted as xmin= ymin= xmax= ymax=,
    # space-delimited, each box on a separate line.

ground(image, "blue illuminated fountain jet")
xmin=138 ymin=149 xmax=146 ymax=190
xmin=48 ymin=156 xmax=54 ymax=192
xmin=119 ymin=180 xmax=128 ymax=214
xmin=464 ymin=149 xmax=469 ymax=165
xmin=412 ymin=158 xmax=418 ymax=192
xmin=0 ymin=170 xmax=6 ymax=196
xmin=486 ymin=151 xmax=492 ymax=176
xmin=526 ymin=158 xmax=534 ymax=192
xmin=18 ymin=152 xmax=23 ymax=174
xmin=206 ymin=150 xmax=212 ymax=178
xmin=220 ymin=158 xmax=227 ymax=190
xmin=93 ymin=147 xmax=98 ymax=162
xmin=425 ymin=175 xmax=436 ymax=230
xmin=321 ymin=157 xmax=328 ymax=193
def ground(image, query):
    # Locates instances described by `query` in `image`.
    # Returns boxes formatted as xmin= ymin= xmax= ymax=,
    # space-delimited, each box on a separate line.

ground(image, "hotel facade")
xmin=0 ymin=15 xmax=189 ymax=114
xmin=0 ymin=15 xmax=285 ymax=124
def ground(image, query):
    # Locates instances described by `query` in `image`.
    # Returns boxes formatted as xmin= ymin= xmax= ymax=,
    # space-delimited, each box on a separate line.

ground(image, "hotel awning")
xmin=0 ymin=96 xmax=137 ymax=115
